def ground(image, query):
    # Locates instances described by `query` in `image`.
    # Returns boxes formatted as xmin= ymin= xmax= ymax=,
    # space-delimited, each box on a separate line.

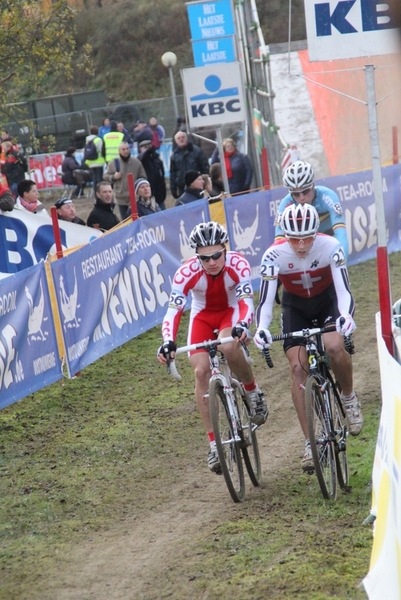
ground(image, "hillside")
xmin=45 ymin=0 xmax=306 ymax=103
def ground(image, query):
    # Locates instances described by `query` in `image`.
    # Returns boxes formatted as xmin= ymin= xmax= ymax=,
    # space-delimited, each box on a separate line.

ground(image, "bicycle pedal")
xmin=302 ymin=466 xmax=315 ymax=475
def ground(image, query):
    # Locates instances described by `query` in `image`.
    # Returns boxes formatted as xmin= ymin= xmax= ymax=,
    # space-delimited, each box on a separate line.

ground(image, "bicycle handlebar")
xmin=260 ymin=323 xmax=342 ymax=370
xmin=175 ymin=336 xmax=234 ymax=356
xmin=167 ymin=336 xmax=252 ymax=381
xmin=271 ymin=324 xmax=337 ymax=342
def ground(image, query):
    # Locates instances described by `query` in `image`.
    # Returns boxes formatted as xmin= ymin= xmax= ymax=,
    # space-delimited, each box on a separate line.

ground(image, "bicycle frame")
xmin=208 ymin=348 xmax=243 ymax=446
xmin=166 ymin=336 xmax=262 ymax=502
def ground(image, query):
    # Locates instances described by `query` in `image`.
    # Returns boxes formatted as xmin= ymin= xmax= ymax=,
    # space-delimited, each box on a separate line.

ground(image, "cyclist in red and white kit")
xmin=157 ymin=221 xmax=267 ymax=473
xmin=254 ymin=204 xmax=363 ymax=471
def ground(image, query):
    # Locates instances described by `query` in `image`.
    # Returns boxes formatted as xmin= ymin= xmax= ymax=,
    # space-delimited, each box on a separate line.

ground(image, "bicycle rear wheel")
xmin=329 ymin=380 xmax=349 ymax=490
xmin=209 ymin=379 xmax=245 ymax=503
xmin=305 ymin=376 xmax=337 ymax=500
xmin=234 ymin=381 xmax=261 ymax=486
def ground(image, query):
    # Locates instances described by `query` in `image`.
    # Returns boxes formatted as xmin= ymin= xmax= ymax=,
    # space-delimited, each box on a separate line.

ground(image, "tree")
xmin=0 ymin=0 xmax=86 ymax=108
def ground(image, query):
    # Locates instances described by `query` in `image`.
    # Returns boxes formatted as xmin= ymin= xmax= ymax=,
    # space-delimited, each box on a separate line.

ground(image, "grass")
xmin=0 ymin=254 xmax=400 ymax=598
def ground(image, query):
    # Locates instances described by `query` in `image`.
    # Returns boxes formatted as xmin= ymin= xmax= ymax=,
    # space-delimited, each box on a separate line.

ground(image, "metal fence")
xmin=2 ymin=96 xmax=186 ymax=155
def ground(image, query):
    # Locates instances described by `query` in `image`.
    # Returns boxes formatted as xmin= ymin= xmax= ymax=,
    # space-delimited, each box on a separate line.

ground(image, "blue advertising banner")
xmin=187 ymin=0 xmax=235 ymax=41
xmin=224 ymin=164 xmax=401 ymax=289
xmin=0 ymin=262 xmax=62 ymax=409
xmin=192 ymin=36 xmax=236 ymax=66
xmin=50 ymin=201 xmax=210 ymax=376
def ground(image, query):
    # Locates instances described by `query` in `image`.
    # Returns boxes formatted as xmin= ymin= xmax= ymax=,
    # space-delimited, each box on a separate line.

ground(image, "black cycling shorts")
xmin=281 ymin=283 xmax=339 ymax=352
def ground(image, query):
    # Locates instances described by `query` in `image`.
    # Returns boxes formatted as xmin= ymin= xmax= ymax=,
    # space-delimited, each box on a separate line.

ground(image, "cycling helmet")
xmin=189 ymin=221 xmax=229 ymax=248
xmin=281 ymin=204 xmax=320 ymax=237
xmin=283 ymin=160 xmax=315 ymax=191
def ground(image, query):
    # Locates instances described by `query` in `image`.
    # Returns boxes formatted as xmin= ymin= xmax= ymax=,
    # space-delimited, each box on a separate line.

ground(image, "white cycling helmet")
xmin=189 ymin=221 xmax=229 ymax=248
xmin=281 ymin=204 xmax=320 ymax=237
xmin=283 ymin=160 xmax=315 ymax=191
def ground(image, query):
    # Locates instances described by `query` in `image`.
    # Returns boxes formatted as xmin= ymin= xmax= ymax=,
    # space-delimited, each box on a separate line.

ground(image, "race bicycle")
xmin=166 ymin=336 xmax=261 ymax=503
xmin=262 ymin=323 xmax=352 ymax=500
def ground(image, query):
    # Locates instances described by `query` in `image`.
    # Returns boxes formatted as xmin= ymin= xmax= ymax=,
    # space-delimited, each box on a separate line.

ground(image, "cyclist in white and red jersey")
xmin=254 ymin=204 xmax=363 ymax=471
xmin=157 ymin=221 xmax=267 ymax=473
xmin=275 ymin=160 xmax=348 ymax=258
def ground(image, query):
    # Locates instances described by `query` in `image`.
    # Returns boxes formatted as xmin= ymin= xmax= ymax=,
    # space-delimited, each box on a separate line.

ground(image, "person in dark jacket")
xmin=175 ymin=170 xmax=205 ymax=206
xmin=61 ymin=146 xmax=88 ymax=198
xmin=87 ymin=181 xmax=120 ymax=231
xmin=211 ymin=138 xmax=253 ymax=195
xmin=55 ymin=197 xmax=85 ymax=225
xmin=169 ymin=132 xmax=209 ymax=199
xmin=137 ymin=138 xmax=167 ymax=210
xmin=1 ymin=140 xmax=28 ymax=197
xmin=131 ymin=178 xmax=161 ymax=218
xmin=209 ymin=163 xmax=225 ymax=199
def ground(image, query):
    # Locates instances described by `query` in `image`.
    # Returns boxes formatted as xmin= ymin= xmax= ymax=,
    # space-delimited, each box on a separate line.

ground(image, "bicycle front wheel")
xmin=209 ymin=379 xmax=245 ymax=503
xmin=305 ymin=376 xmax=337 ymax=500
xmin=330 ymin=380 xmax=349 ymax=490
xmin=234 ymin=381 xmax=261 ymax=486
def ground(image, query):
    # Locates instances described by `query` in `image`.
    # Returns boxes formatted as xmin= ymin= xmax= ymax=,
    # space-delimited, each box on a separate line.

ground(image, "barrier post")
xmin=392 ymin=126 xmax=399 ymax=164
xmin=50 ymin=206 xmax=64 ymax=259
xmin=128 ymin=173 xmax=138 ymax=220
xmin=261 ymin=147 xmax=271 ymax=189
xmin=366 ymin=65 xmax=393 ymax=356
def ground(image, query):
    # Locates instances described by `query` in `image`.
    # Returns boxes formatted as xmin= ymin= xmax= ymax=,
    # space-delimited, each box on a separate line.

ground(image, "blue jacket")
xmin=274 ymin=185 xmax=349 ymax=258
xmin=211 ymin=150 xmax=253 ymax=194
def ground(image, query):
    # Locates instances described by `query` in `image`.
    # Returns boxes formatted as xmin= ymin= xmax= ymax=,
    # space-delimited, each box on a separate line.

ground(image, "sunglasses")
xmin=292 ymin=187 xmax=313 ymax=198
xmin=287 ymin=235 xmax=315 ymax=245
xmin=197 ymin=250 xmax=225 ymax=262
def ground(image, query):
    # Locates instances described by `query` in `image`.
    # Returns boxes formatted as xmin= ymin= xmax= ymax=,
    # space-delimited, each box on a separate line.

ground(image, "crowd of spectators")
xmin=1 ymin=114 xmax=255 ymax=233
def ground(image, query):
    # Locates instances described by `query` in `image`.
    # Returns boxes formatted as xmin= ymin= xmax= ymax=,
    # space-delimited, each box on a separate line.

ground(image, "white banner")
xmin=0 ymin=209 xmax=102 ymax=277
xmin=363 ymin=314 xmax=401 ymax=599
xmin=304 ymin=0 xmax=400 ymax=61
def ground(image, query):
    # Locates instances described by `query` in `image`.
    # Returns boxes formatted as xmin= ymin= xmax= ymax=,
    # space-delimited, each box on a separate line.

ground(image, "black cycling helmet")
xmin=189 ymin=221 xmax=229 ymax=248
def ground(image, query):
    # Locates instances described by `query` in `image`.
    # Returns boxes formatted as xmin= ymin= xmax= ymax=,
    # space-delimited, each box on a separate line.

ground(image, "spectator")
xmin=87 ymin=181 xmax=120 ymax=231
xmin=211 ymin=137 xmax=253 ymax=195
xmin=0 ymin=183 xmax=15 ymax=212
xmin=103 ymin=120 xmax=124 ymax=163
xmin=15 ymin=180 xmax=46 ymax=213
xmin=148 ymin=116 xmax=165 ymax=145
xmin=137 ymin=138 xmax=167 ymax=210
xmin=134 ymin=120 xmax=160 ymax=150
xmin=170 ymin=132 xmax=209 ymax=199
xmin=54 ymin=197 xmax=85 ymax=225
xmin=117 ymin=121 xmax=133 ymax=146
xmin=175 ymin=170 xmax=205 ymax=206
xmin=61 ymin=146 xmax=88 ymax=199
xmin=83 ymin=126 xmax=105 ymax=189
xmin=103 ymin=141 xmax=146 ymax=220
xmin=128 ymin=178 xmax=161 ymax=218
xmin=0 ymin=140 xmax=28 ymax=197
xmin=98 ymin=117 xmax=110 ymax=139
xmin=172 ymin=116 xmax=190 ymax=149
xmin=210 ymin=163 xmax=225 ymax=199
xmin=201 ymin=174 xmax=213 ymax=199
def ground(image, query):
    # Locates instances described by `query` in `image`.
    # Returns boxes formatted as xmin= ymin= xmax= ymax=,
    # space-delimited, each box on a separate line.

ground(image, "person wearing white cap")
xmin=127 ymin=178 xmax=161 ymax=218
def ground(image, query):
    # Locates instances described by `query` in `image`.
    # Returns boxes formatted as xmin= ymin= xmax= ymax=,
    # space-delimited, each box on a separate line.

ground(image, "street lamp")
xmin=161 ymin=51 xmax=179 ymax=121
